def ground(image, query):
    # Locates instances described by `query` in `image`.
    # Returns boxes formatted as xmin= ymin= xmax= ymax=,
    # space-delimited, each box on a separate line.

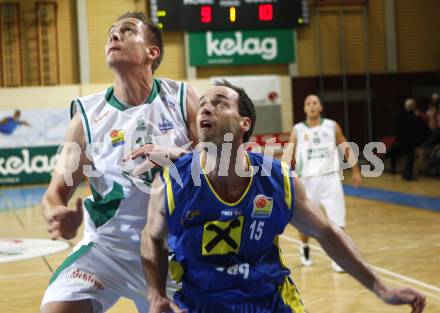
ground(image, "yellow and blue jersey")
xmin=161 ymin=152 xmax=304 ymax=312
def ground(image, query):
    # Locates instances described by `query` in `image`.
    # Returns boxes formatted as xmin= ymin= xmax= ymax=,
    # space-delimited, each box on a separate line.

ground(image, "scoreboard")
xmin=148 ymin=0 xmax=309 ymax=31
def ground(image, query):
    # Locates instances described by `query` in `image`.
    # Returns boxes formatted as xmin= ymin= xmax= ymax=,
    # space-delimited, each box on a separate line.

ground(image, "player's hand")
xmin=148 ymin=295 xmax=186 ymax=313
xmin=45 ymin=198 xmax=83 ymax=240
xmin=375 ymin=284 xmax=426 ymax=313
xmin=124 ymin=144 xmax=190 ymax=176
xmin=352 ymin=171 xmax=362 ymax=187
xmin=125 ymin=144 xmax=188 ymax=162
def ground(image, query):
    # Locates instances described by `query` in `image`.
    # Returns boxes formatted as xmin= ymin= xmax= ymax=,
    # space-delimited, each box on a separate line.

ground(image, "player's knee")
xmin=41 ymin=300 xmax=94 ymax=313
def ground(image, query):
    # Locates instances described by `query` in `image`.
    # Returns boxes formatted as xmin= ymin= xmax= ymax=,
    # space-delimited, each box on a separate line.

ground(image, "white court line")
xmin=0 ymin=272 xmax=49 ymax=280
xmin=280 ymin=235 xmax=440 ymax=296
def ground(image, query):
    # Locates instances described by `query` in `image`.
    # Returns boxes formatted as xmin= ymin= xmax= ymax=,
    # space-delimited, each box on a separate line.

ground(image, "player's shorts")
xmin=301 ymin=171 xmax=346 ymax=227
xmin=41 ymin=240 xmax=150 ymax=313
xmin=173 ymin=277 xmax=305 ymax=313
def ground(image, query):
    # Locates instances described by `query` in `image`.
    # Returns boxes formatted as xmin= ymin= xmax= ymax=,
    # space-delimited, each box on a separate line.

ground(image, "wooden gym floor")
xmin=0 ymin=173 xmax=439 ymax=313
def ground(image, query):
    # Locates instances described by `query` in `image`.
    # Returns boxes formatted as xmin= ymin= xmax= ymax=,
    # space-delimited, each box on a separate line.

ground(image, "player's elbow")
xmin=140 ymin=228 xmax=161 ymax=257
xmin=314 ymin=219 xmax=338 ymax=242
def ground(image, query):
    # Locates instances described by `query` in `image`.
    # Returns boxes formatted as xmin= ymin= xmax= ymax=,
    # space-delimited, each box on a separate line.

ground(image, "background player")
xmin=289 ymin=94 xmax=362 ymax=272
xmin=40 ymin=12 xmax=198 ymax=313
xmin=141 ymin=81 xmax=426 ymax=313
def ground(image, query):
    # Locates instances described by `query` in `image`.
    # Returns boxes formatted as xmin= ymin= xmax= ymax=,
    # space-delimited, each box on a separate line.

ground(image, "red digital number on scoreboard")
xmin=200 ymin=5 xmax=212 ymax=24
xmin=258 ymin=4 xmax=273 ymax=21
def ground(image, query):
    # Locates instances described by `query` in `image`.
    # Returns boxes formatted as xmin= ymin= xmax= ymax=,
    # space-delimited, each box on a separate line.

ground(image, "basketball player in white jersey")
xmin=40 ymin=12 xmax=198 ymax=313
xmin=289 ymin=94 xmax=362 ymax=272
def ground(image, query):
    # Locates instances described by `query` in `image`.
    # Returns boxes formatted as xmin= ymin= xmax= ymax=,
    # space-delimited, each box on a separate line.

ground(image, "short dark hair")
xmin=214 ymin=79 xmax=256 ymax=142
xmin=117 ymin=11 xmax=164 ymax=73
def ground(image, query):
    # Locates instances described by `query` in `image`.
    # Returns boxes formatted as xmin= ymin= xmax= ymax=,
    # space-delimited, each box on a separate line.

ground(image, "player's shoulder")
xmin=75 ymin=89 xmax=107 ymax=105
xmin=157 ymin=77 xmax=185 ymax=94
xmin=322 ymin=118 xmax=337 ymax=127
xmin=293 ymin=121 xmax=307 ymax=131
xmin=70 ymin=89 xmax=107 ymax=118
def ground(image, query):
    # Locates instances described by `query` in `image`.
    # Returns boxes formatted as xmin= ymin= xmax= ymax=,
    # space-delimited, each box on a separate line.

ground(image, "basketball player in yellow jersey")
xmin=142 ymin=82 xmax=425 ymax=313
xmin=289 ymin=94 xmax=362 ymax=272
xmin=40 ymin=12 xmax=198 ymax=313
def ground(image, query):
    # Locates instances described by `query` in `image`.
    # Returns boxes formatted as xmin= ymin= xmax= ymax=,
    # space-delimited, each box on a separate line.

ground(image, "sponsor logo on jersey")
xmin=220 ymin=209 xmax=242 ymax=217
xmin=181 ymin=210 xmax=201 ymax=224
xmin=158 ymin=114 xmax=174 ymax=133
xmin=110 ymin=129 xmax=125 ymax=147
xmin=202 ymin=216 xmax=244 ymax=256
xmin=67 ymin=268 xmax=104 ymax=290
xmin=136 ymin=119 xmax=147 ymax=131
xmin=161 ymin=95 xmax=176 ymax=111
xmin=93 ymin=110 xmax=112 ymax=124
xmin=251 ymin=194 xmax=273 ymax=218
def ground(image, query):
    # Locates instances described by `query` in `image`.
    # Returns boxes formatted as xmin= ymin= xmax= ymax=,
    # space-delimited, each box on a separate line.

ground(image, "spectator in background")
xmin=427 ymin=93 xmax=440 ymax=129
xmin=431 ymin=92 xmax=439 ymax=108
xmin=0 ymin=110 xmax=30 ymax=135
xmin=416 ymin=93 xmax=440 ymax=175
xmin=385 ymin=98 xmax=430 ymax=180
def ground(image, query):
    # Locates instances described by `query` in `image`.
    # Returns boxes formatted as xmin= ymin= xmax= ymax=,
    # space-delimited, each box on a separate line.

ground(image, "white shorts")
xmin=301 ymin=171 xmax=346 ymax=227
xmin=41 ymin=240 xmax=149 ymax=313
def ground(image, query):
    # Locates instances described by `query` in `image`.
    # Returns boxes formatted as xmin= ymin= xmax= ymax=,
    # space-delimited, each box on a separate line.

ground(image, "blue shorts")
xmin=173 ymin=278 xmax=304 ymax=313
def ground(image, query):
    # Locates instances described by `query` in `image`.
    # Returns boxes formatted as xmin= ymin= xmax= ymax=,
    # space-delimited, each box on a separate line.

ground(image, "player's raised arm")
xmin=140 ymin=173 xmax=185 ymax=313
xmin=41 ymin=112 xmax=90 ymax=240
xmin=289 ymin=176 xmax=426 ymax=312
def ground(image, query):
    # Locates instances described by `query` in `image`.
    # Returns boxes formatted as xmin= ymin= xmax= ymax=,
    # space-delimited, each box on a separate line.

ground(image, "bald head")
xmin=404 ymin=98 xmax=416 ymax=111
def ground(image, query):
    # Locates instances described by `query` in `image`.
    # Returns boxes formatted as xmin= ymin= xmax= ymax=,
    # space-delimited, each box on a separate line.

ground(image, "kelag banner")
xmin=0 ymin=146 xmax=58 ymax=185
xmin=0 ymin=108 xmax=68 ymax=185
xmin=189 ymin=29 xmax=295 ymax=66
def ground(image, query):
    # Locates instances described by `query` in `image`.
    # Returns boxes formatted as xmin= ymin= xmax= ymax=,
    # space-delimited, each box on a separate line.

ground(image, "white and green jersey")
xmin=71 ymin=78 xmax=191 ymax=255
xmin=293 ymin=118 xmax=340 ymax=177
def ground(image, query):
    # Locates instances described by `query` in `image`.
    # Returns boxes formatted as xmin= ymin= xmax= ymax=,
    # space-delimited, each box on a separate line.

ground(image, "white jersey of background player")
xmin=41 ymin=12 xmax=198 ymax=313
xmin=289 ymin=94 xmax=362 ymax=272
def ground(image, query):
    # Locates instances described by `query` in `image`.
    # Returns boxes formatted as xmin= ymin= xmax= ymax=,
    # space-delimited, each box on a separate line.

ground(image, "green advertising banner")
xmin=189 ymin=29 xmax=295 ymax=66
xmin=0 ymin=146 xmax=59 ymax=185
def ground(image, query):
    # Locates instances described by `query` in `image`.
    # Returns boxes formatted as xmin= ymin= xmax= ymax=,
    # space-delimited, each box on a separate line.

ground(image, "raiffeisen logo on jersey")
xmin=206 ymin=31 xmax=277 ymax=61
xmin=252 ymin=195 xmax=273 ymax=218
xmin=110 ymin=129 xmax=125 ymax=147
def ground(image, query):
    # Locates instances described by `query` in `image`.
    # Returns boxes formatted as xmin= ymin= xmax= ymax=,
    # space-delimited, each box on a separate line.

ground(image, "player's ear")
xmin=146 ymin=45 xmax=160 ymax=62
xmin=240 ymin=117 xmax=251 ymax=133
